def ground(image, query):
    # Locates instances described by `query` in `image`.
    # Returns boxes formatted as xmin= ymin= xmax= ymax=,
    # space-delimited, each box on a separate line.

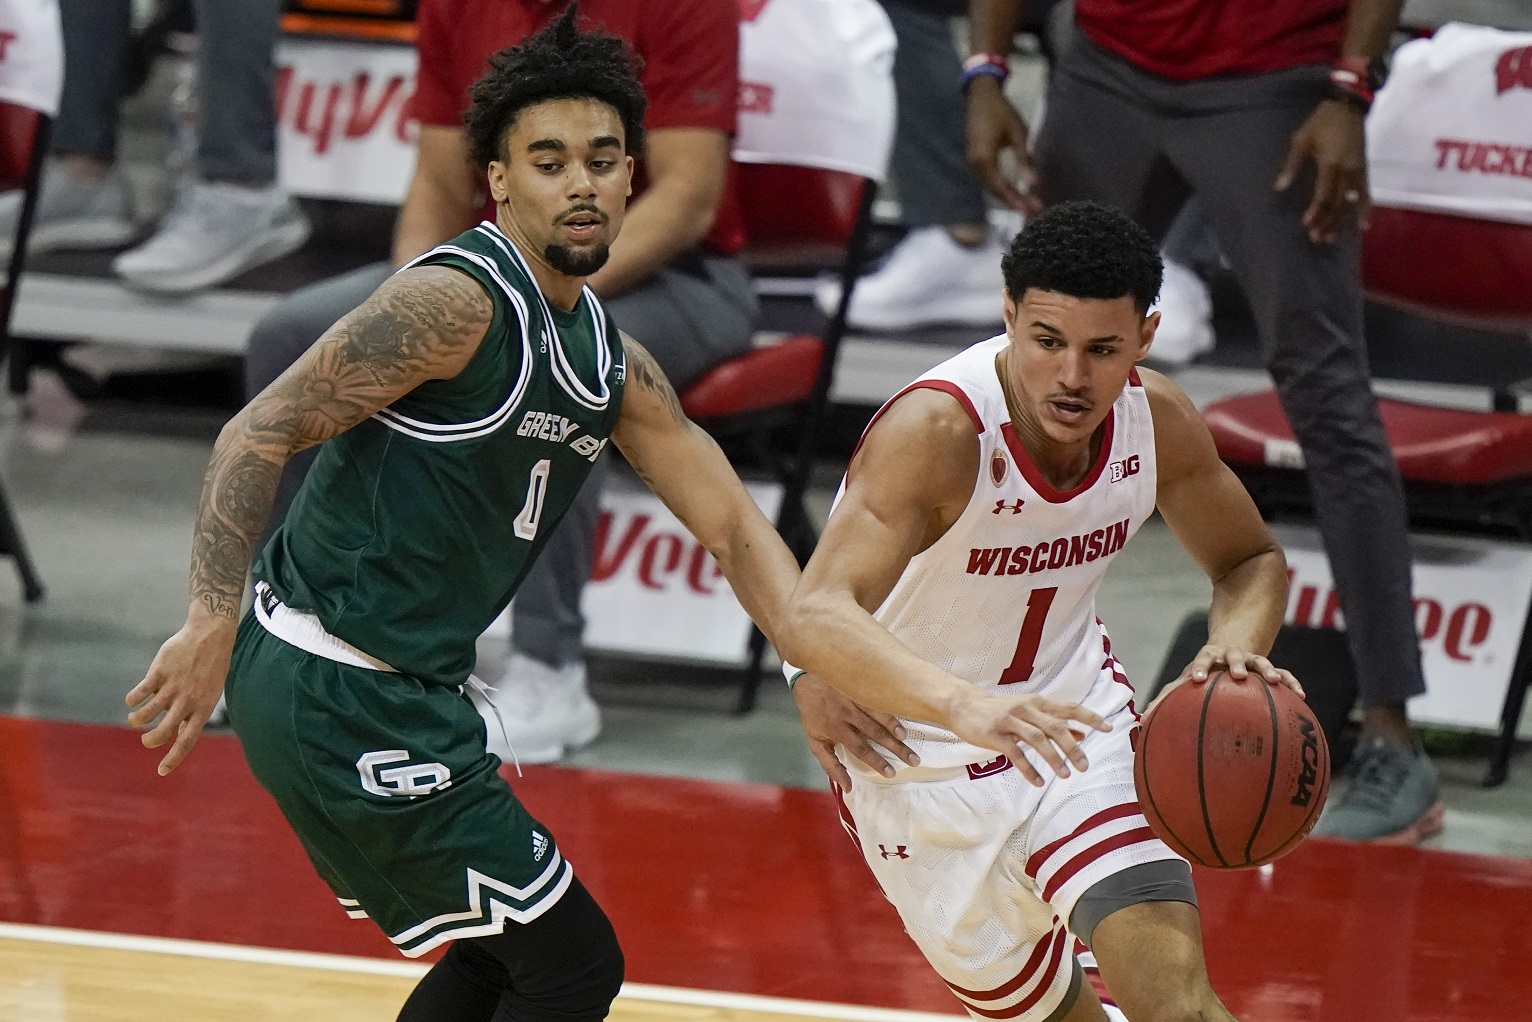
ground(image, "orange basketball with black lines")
xmin=1132 ymin=671 xmax=1330 ymax=869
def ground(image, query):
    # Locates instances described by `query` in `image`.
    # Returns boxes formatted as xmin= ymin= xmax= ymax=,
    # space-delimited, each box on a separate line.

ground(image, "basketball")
xmin=1133 ymin=672 xmax=1330 ymax=869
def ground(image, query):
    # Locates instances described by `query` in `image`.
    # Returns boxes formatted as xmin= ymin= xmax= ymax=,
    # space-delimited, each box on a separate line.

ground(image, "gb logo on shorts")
xmin=357 ymin=750 xmax=453 ymax=799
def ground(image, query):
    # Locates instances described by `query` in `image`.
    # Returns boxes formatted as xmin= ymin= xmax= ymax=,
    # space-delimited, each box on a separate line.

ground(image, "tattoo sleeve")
xmin=623 ymin=334 xmax=687 ymax=425
xmin=187 ymin=266 xmax=493 ymax=620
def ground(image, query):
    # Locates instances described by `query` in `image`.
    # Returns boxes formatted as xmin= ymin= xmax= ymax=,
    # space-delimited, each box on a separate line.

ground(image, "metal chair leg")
xmin=1484 ymin=614 xmax=1531 ymax=787
xmin=737 ymin=625 xmax=770 ymax=714
xmin=0 ymin=480 xmax=43 ymax=601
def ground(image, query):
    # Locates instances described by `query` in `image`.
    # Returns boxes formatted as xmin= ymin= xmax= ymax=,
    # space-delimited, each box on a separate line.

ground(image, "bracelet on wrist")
xmin=1328 ymin=55 xmax=1383 ymax=111
xmin=961 ymin=52 xmax=1009 ymax=93
xmin=1326 ymin=78 xmax=1372 ymax=112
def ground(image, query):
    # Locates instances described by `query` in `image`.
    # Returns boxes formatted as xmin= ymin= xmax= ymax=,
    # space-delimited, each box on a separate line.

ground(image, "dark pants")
xmin=877 ymin=0 xmax=989 ymax=229
xmin=245 ymin=255 xmax=758 ymax=667
xmin=53 ymin=0 xmax=281 ymax=182
xmin=1035 ymin=24 xmax=1425 ymax=703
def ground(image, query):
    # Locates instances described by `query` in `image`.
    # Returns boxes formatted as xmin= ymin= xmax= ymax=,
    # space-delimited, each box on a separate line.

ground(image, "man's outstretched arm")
xmin=611 ymin=334 xmax=918 ymax=781
xmin=610 ymin=334 xmax=801 ymax=645
xmin=129 ymin=266 xmax=494 ymax=774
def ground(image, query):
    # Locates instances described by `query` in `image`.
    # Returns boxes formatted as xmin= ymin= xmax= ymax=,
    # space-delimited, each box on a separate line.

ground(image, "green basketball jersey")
xmin=255 ymin=221 xmax=627 ymax=687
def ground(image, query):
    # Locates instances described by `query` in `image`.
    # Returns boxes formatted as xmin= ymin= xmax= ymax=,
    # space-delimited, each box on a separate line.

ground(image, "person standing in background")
xmin=966 ymin=0 xmax=1442 ymax=843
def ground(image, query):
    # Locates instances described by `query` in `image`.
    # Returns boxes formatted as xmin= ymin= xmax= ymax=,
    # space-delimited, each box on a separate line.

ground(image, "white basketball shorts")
xmin=836 ymin=705 xmax=1183 ymax=1021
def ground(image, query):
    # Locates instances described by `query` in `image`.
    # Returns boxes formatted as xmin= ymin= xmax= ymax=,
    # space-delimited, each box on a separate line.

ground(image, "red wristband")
xmin=1330 ymin=56 xmax=1376 ymax=106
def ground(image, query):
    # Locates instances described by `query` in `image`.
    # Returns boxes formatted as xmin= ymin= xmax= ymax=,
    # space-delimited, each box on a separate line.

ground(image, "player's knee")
xmin=520 ymin=889 xmax=626 ymax=1020
xmin=573 ymin=916 xmax=626 ymax=1011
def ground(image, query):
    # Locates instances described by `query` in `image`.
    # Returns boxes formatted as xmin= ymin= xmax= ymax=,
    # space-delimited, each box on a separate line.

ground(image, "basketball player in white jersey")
xmin=779 ymin=201 xmax=1302 ymax=1022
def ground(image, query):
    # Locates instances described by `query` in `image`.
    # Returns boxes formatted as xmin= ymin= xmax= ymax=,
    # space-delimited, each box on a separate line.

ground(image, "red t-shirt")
xmin=413 ymin=0 xmax=744 ymax=254
xmin=1075 ymin=0 xmax=1349 ymax=81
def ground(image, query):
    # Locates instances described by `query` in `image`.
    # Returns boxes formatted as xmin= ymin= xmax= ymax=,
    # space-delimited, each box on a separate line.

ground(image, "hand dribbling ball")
xmin=1133 ymin=671 xmax=1330 ymax=868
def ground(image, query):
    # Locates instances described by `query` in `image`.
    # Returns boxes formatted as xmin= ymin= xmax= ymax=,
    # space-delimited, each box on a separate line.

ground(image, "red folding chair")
xmin=1202 ymin=206 xmax=1532 ymax=784
xmin=0 ymin=98 xmax=49 ymax=601
xmin=678 ymin=165 xmax=878 ymax=712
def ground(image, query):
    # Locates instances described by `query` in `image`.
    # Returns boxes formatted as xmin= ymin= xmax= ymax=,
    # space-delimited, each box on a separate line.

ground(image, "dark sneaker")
xmin=1314 ymin=736 xmax=1445 ymax=844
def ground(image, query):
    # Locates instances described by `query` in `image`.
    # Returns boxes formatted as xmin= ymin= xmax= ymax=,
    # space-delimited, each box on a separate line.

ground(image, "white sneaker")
xmin=471 ymin=653 xmax=601 ymax=766
xmin=112 ymin=180 xmax=310 ymax=293
xmin=1146 ymin=258 xmax=1215 ymax=367
xmin=0 ymin=160 xmax=136 ymax=259
xmin=815 ymin=225 xmax=1008 ymax=332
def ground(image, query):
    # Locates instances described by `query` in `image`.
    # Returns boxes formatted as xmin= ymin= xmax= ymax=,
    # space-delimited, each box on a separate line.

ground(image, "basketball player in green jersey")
xmin=123 ymin=12 xmax=804 ymax=1020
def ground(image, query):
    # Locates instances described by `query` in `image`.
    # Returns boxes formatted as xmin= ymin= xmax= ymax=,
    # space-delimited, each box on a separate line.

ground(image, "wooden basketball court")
xmin=0 ymin=924 xmax=960 ymax=1022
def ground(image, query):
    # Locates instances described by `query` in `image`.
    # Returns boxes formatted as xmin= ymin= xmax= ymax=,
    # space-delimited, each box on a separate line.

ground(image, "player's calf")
xmin=1090 ymin=901 xmax=1236 ymax=1022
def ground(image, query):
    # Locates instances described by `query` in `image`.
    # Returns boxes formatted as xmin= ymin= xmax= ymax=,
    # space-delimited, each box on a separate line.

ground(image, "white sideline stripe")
xmin=0 ymin=922 xmax=964 ymax=1020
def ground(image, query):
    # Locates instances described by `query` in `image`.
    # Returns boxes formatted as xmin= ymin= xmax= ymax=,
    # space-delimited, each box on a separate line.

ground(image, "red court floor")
xmin=0 ymin=715 xmax=1525 ymax=1021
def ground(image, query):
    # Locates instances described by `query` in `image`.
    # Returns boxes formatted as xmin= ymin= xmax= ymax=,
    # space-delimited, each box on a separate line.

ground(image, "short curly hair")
xmin=464 ymin=3 xmax=648 ymax=170
xmin=1001 ymin=201 xmax=1163 ymax=314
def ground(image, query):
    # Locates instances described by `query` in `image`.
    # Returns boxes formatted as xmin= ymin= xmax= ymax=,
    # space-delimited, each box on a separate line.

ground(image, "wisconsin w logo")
xmin=357 ymin=750 xmax=453 ymax=799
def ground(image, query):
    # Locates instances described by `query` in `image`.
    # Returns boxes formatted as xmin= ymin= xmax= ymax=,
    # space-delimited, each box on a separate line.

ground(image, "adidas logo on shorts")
xmin=532 ymin=832 xmax=550 ymax=861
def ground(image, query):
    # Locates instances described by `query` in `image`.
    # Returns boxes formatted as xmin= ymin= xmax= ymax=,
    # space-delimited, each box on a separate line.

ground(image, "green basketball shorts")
xmin=224 ymin=599 xmax=571 ymax=958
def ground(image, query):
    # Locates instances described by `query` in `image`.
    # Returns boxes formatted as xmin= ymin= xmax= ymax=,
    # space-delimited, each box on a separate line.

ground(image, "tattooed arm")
xmin=610 ymin=333 xmax=801 ymax=648
xmin=127 ymin=266 xmax=494 ymax=774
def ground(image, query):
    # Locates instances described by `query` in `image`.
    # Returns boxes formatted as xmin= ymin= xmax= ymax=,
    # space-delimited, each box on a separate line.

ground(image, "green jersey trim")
xmin=475 ymin=223 xmax=615 ymax=413
xmin=371 ymin=245 xmax=536 ymax=442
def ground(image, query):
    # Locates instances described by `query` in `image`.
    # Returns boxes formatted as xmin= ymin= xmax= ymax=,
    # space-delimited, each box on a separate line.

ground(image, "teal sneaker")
xmin=1314 ymin=736 xmax=1445 ymax=844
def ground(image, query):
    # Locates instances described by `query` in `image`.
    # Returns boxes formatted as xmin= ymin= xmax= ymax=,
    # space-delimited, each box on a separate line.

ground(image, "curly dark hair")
xmin=1001 ymin=201 xmax=1163 ymax=313
xmin=464 ymin=3 xmax=648 ymax=170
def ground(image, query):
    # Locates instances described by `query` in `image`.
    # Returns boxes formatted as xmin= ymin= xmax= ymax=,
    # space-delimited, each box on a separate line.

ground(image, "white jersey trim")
xmin=371 ymin=244 xmax=536 ymax=443
xmin=477 ymin=222 xmax=614 ymax=413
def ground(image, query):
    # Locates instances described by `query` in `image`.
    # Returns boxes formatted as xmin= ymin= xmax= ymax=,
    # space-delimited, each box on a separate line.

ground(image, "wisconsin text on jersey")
xmin=966 ymin=519 xmax=1132 ymax=576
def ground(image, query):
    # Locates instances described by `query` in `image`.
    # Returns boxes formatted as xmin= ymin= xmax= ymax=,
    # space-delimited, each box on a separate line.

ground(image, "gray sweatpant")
xmin=244 ymin=255 xmax=758 ymax=667
xmin=1035 ymin=23 xmax=1425 ymax=703
xmin=53 ymin=0 xmax=281 ymax=183
xmin=878 ymin=0 xmax=989 ymax=229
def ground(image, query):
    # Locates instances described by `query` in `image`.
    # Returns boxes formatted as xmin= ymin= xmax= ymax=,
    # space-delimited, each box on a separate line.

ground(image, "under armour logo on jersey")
xmin=878 ymin=845 xmax=910 ymax=860
xmin=357 ymin=750 xmax=452 ymax=799
xmin=532 ymin=832 xmax=550 ymax=862
xmin=993 ymin=500 xmax=1025 ymax=515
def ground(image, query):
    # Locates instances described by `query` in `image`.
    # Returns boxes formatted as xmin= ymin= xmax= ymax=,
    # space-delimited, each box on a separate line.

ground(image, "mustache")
xmin=555 ymin=204 xmax=608 ymax=226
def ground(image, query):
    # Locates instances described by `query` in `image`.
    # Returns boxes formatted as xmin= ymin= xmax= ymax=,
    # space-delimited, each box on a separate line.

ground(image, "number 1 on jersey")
xmin=999 ymin=586 xmax=1058 ymax=684
xmin=514 ymin=459 xmax=551 ymax=541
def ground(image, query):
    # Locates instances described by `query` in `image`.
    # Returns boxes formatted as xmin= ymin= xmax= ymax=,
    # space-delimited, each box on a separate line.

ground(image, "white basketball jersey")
xmin=843 ymin=335 xmax=1158 ymax=771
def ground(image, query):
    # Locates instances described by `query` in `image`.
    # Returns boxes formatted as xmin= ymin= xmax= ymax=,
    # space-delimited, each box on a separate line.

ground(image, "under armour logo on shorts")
xmin=878 ymin=844 xmax=910 ymax=859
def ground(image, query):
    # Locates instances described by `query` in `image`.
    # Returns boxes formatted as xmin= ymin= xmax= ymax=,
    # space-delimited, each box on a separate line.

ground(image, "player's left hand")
xmin=1151 ymin=644 xmax=1305 ymax=713
xmin=1275 ymin=98 xmax=1370 ymax=245
xmin=792 ymin=673 xmax=919 ymax=790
